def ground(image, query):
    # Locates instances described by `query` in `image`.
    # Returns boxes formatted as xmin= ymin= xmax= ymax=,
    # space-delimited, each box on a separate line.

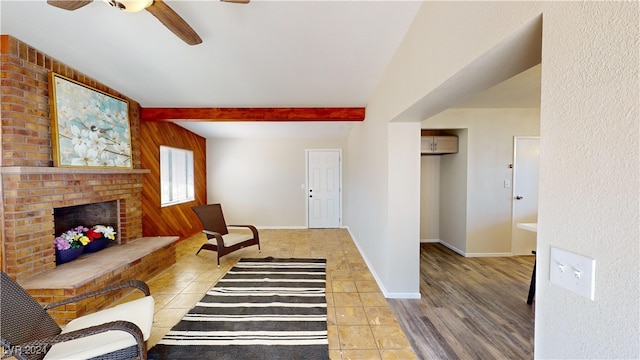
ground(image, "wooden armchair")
xmin=191 ymin=203 xmax=260 ymax=268
xmin=0 ymin=271 xmax=154 ymax=360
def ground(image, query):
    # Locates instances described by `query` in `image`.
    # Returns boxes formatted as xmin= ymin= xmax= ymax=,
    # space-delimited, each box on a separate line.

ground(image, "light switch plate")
xmin=549 ymin=246 xmax=596 ymax=300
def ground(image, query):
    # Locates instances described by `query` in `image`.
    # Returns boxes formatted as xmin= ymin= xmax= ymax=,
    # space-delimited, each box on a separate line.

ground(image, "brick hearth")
xmin=20 ymin=236 xmax=177 ymax=325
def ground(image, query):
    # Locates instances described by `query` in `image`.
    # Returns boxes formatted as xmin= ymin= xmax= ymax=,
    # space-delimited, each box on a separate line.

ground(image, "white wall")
xmin=424 ymin=109 xmax=540 ymax=255
xmin=344 ymin=94 xmax=422 ymax=297
xmin=206 ymin=137 xmax=347 ymax=227
xmin=385 ymin=122 xmax=421 ymax=297
xmin=419 ymin=155 xmax=439 ymax=241
xmin=534 ymin=2 xmax=639 ymax=358
xmin=345 ymin=1 xmax=638 ymax=358
xmin=438 ymin=128 xmax=468 ymax=254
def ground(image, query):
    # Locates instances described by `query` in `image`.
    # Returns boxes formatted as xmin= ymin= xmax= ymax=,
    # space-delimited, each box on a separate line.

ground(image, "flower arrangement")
xmin=90 ymin=225 xmax=116 ymax=241
xmin=54 ymin=225 xmax=116 ymax=251
xmin=54 ymin=226 xmax=90 ymax=250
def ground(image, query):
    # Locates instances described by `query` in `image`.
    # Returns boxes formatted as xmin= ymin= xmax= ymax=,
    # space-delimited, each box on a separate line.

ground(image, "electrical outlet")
xmin=549 ymin=246 xmax=596 ymax=300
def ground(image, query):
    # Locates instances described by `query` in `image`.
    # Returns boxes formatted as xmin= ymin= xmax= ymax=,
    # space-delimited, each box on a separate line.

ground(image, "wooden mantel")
xmin=141 ymin=107 xmax=365 ymax=122
xmin=0 ymin=166 xmax=150 ymax=175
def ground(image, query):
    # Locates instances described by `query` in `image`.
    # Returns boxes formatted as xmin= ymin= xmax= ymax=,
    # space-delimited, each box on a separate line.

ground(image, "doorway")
xmin=306 ymin=149 xmax=342 ymax=228
xmin=511 ymin=136 xmax=540 ymax=255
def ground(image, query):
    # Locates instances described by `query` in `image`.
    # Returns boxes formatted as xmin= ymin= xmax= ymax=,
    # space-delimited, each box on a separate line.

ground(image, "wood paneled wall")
xmin=140 ymin=121 xmax=207 ymax=239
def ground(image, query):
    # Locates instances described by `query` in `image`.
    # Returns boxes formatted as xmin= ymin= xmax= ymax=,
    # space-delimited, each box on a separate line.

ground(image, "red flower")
xmin=86 ymin=228 xmax=102 ymax=241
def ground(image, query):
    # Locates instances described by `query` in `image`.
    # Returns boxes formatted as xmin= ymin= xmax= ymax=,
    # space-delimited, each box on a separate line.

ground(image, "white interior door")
xmin=307 ymin=150 xmax=341 ymax=228
xmin=512 ymin=137 xmax=540 ymax=255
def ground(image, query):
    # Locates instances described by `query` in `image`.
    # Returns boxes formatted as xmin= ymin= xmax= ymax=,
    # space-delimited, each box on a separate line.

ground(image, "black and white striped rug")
xmin=148 ymin=257 xmax=328 ymax=360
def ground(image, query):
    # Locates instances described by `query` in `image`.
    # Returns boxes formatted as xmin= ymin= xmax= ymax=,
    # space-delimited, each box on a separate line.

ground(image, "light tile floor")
xmin=133 ymin=228 xmax=417 ymax=360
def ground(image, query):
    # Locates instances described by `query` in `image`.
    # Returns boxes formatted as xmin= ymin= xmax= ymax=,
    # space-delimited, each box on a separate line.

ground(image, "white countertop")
xmin=517 ymin=222 xmax=538 ymax=233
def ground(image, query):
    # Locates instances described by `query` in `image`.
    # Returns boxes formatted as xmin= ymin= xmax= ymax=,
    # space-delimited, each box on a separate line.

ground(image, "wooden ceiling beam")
xmin=141 ymin=107 xmax=365 ymax=122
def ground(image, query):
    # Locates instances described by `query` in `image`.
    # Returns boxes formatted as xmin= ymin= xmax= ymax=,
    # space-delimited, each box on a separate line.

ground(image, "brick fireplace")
xmin=0 ymin=35 xmax=180 ymax=324
xmin=0 ymin=35 xmax=149 ymax=280
xmin=1 ymin=166 xmax=147 ymax=280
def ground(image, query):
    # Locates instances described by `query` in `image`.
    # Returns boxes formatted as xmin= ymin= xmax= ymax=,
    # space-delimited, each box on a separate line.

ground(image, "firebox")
xmin=53 ymin=200 xmax=121 ymax=247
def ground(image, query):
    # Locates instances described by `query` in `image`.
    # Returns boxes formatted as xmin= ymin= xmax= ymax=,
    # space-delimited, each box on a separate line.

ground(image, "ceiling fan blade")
xmin=47 ymin=0 xmax=93 ymax=11
xmin=221 ymin=0 xmax=250 ymax=4
xmin=145 ymin=0 xmax=202 ymax=46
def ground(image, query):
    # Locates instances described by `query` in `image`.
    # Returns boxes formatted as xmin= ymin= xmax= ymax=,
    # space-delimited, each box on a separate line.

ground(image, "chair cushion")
xmin=43 ymin=296 xmax=154 ymax=360
xmin=208 ymin=233 xmax=254 ymax=247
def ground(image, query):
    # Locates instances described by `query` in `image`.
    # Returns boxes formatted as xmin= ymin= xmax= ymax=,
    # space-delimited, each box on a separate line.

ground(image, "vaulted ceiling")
xmin=1 ymin=0 xmax=539 ymax=139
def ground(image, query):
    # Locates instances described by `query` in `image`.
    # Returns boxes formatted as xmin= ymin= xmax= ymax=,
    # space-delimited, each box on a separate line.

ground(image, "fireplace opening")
xmin=53 ymin=200 xmax=121 ymax=249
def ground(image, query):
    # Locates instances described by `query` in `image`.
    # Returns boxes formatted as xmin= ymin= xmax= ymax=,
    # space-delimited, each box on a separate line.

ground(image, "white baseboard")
xmin=438 ymin=241 xmax=466 ymax=256
xmin=345 ymin=226 xmax=421 ymax=300
xmin=387 ymin=292 xmax=421 ymax=299
xmin=465 ymin=252 xmax=513 ymax=257
xmin=437 ymin=240 xmax=513 ymax=257
xmin=420 ymin=238 xmax=440 ymax=243
xmin=254 ymin=226 xmax=351 ymax=230
xmin=254 ymin=226 xmax=308 ymax=230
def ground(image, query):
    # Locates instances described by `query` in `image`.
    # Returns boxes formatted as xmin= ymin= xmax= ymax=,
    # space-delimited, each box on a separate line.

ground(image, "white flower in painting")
xmin=114 ymin=156 xmax=129 ymax=168
xmin=99 ymin=106 xmax=115 ymax=122
xmin=58 ymin=144 xmax=74 ymax=159
xmin=89 ymin=114 xmax=114 ymax=135
xmin=97 ymin=152 xmax=115 ymax=167
xmin=56 ymin=105 xmax=74 ymax=125
xmin=70 ymin=143 xmax=98 ymax=166
xmin=109 ymin=130 xmax=121 ymax=144
xmin=57 ymin=121 xmax=73 ymax=139
xmin=54 ymin=77 xmax=134 ymax=168
xmin=86 ymin=129 xmax=109 ymax=150
xmin=69 ymin=125 xmax=90 ymax=146
xmin=113 ymin=140 xmax=131 ymax=156
xmin=86 ymin=98 xmax=103 ymax=115
xmin=113 ymin=111 xmax=129 ymax=130
xmin=74 ymin=108 xmax=91 ymax=122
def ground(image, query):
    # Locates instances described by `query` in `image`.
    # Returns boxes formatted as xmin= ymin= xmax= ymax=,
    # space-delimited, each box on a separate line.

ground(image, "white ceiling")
xmin=1 ymin=0 xmax=540 ymax=139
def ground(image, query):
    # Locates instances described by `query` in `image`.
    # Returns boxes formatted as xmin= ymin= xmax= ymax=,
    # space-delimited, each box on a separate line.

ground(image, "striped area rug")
xmin=148 ymin=257 xmax=328 ymax=360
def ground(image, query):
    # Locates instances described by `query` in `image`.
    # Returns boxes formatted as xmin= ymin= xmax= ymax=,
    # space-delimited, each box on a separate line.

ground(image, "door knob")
xmin=515 ymin=196 xmax=524 ymax=200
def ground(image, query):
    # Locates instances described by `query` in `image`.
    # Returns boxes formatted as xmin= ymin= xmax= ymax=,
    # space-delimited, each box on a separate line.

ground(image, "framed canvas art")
xmin=49 ymin=73 xmax=132 ymax=168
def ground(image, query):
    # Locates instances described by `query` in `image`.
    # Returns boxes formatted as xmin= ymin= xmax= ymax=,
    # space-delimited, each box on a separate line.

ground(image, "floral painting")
xmin=50 ymin=73 xmax=132 ymax=168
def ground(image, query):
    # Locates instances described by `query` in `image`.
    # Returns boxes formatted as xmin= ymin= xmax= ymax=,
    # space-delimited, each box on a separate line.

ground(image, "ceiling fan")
xmin=46 ymin=0 xmax=249 ymax=46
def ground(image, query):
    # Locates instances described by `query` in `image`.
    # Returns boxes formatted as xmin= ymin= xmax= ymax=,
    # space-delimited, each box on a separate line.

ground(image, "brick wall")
xmin=2 ymin=168 xmax=146 ymax=280
xmin=0 ymin=35 xmax=141 ymax=168
xmin=0 ymin=35 xmax=145 ymax=281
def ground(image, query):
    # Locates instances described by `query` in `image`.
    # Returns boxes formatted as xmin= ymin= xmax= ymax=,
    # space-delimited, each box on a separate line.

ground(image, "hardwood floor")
xmin=388 ymin=243 xmax=535 ymax=360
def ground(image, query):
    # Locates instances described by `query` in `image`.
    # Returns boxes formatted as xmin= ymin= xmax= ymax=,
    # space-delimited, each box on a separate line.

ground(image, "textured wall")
xmin=534 ymin=2 xmax=639 ymax=358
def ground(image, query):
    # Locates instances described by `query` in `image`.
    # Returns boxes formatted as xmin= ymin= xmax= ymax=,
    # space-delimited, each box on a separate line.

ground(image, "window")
xmin=160 ymin=146 xmax=194 ymax=207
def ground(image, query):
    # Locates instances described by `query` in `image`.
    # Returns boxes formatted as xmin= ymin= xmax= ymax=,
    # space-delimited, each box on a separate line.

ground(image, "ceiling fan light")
xmin=103 ymin=0 xmax=153 ymax=13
